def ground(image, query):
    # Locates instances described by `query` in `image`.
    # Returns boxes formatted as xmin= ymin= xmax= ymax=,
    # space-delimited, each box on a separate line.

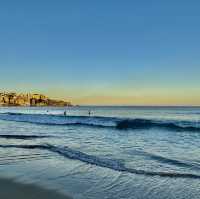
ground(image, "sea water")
xmin=0 ymin=106 xmax=200 ymax=199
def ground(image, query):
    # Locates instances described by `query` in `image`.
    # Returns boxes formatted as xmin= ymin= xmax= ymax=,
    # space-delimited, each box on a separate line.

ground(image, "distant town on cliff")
xmin=0 ymin=92 xmax=72 ymax=107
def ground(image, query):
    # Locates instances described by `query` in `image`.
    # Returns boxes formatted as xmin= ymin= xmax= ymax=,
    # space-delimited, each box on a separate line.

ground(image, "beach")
xmin=0 ymin=178 xmax=71 ymax=199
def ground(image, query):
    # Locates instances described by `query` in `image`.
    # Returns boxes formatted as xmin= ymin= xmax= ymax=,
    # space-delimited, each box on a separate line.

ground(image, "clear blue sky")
xmin=0 ymin=0 xmax=200 ymax=105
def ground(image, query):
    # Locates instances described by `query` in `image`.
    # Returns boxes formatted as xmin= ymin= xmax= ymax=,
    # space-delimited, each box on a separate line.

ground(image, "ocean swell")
xmin=0 ymin=144 xmax=199 ymax=179
xmin=0 ymin=134 xmax=50 ymax=140
xmin=131 ymin=150 xmax=200 ymax=170
xmin=0 ymin=112 xmax=200 ymax=132
xmin=116 ymin=119 xmax=200 ymax=131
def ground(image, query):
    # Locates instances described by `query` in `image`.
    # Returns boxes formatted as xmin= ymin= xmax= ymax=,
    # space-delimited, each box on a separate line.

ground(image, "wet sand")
xmin=0 ymin=178 xmax=72 ymax=199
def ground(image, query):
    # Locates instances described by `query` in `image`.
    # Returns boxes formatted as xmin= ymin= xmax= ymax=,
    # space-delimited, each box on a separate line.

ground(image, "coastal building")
xmin=0 ymin=92 xmax=72 ymax=107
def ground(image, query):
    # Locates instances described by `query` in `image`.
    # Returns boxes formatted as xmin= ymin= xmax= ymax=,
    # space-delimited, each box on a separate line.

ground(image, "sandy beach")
xmin=0 ymin=178 xmax=72 ymax=199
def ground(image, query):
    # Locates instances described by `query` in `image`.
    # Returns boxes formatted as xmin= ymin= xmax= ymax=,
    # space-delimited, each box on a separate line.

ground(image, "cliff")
xmin=0 ymin=92 xmax=72 ymax=107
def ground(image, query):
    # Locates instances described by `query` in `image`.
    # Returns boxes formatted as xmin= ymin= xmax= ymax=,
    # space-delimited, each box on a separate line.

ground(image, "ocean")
xmin=0 ymin=106 xmax=200 ymax=199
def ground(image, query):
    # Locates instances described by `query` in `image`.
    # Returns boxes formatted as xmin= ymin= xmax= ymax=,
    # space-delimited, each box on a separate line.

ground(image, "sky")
xmin=0 ymin=0 xmax=200 ymax=105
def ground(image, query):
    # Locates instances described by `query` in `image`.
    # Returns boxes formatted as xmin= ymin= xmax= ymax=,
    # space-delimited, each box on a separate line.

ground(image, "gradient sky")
xmin=0 ymin=0 xmax=200 ymax=105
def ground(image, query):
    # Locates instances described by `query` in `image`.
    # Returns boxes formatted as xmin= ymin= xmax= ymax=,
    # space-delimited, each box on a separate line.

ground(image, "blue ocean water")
xmin=0 ymin=106 xmax=200 ymax=199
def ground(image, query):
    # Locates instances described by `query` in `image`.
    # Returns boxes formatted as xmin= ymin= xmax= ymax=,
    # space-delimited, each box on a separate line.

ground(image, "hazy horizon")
xmin=0 ymin=1 xmax=200 ymax=106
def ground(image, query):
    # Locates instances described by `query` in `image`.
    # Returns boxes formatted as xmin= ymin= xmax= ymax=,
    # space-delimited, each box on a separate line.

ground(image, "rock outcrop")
xmin=0 ymin=92 xmax=72 ymax=107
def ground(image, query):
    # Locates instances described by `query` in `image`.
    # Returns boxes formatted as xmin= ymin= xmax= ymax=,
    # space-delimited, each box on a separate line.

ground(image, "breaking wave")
xmin=116 ymin=119 xmax=200 ymax=131
xmin=0 ymin=143 xmax=199 ymax=179
xmin=0 ymin=112 xmax=200 ymax=132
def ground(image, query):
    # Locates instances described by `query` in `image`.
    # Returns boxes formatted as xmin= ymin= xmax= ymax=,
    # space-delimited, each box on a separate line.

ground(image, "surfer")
xmin=64 ymin=110 xmax=67 ymax=116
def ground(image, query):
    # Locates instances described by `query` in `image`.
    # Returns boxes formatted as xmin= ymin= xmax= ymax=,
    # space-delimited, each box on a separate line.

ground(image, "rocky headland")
xmin=0 ymin=92 xmax=72 ymax=107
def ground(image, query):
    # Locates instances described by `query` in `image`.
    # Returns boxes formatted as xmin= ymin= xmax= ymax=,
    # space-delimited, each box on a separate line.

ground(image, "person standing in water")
xmin=88 ymin=110 xmax=91 ymax=116
xmin=64 ymin=110 xmax=67 ymax=116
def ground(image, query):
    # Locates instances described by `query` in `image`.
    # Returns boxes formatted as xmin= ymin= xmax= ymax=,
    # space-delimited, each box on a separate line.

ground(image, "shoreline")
xmin=0 ymin=177 xmax=72 ymax=199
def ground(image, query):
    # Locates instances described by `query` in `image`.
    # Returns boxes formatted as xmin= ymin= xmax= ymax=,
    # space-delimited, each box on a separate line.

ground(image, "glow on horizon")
xmin=45 ymin=87 xmax=200 ymax=106
xmin=1 ymin=83 xmax=199 ymax=106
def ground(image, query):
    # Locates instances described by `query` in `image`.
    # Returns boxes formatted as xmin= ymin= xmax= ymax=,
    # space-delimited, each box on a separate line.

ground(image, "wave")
xmin=0 ymin=134 xmax=50 ymax=140
xmin=132 ymin=150 xmax=200 ymax=170
xmin=116 ymin=119 xmax=200 ymax=131
xmin=0 ymin=112 xmax=200 ymax=132
xmin=0 ymin=143 xmax=200 ymax=179
xmin=0 ymin=113 xmax=117 ymax=128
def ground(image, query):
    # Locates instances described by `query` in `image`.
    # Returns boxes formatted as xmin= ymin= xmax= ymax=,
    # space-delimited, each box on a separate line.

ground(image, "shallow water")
xmin=0 ymin=106 xmax=200 ymax=199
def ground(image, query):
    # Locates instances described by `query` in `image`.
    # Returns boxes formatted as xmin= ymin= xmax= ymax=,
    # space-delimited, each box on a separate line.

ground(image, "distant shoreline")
xmin=0 ymin=92 xmax=72 ymax=107
xmin=0 ymin=105 xmax=73 ymax=107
